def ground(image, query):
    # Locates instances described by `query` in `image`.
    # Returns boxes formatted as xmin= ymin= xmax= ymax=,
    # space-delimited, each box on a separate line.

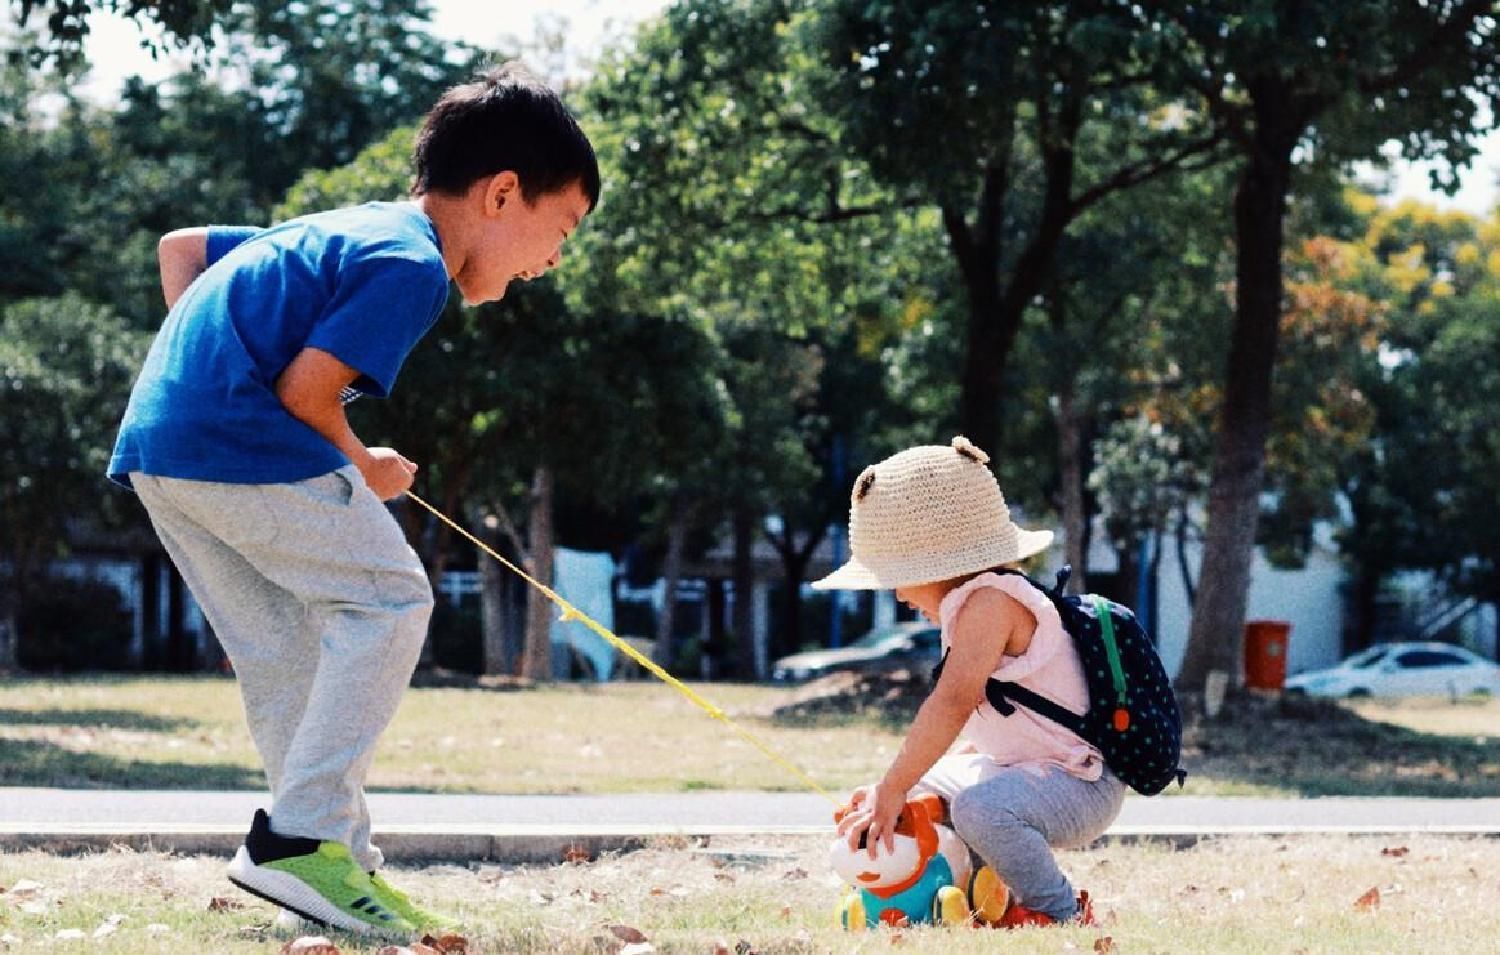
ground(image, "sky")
xmin=75 ymin=0 xmax=1500 ymax=217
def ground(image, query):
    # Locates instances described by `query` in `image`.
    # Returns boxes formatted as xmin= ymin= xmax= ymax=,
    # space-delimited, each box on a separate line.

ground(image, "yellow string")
xmin=404 ymin=489 xmax=839 ymax=806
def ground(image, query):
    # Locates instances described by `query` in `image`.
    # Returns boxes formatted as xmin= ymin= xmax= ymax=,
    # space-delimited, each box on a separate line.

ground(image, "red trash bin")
xmin=1244 ymin=620 xmax=1292 ymax=690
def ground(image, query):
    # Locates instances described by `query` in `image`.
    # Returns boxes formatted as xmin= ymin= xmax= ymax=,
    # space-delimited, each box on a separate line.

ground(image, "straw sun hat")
xmin=811 ymin=436 xmax=1054 ymax=591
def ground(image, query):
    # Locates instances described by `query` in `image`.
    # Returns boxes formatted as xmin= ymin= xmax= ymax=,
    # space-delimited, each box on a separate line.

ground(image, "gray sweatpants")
xmin=131 ymin=466 xmax=433 ymax=872
xmin=914 ymin=754 xmax=1126 ymax=921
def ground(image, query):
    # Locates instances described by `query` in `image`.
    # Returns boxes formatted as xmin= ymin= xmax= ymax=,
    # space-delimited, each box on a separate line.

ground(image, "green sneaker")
xmin=227 ymin=810 xmax=414 ymax=937
xmin=368 ymin=871 xmax=460 ymax=933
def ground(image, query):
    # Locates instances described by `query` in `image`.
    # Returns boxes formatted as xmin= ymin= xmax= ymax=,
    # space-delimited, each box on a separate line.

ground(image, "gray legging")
xmin=918 ymin=758 xmax=1125 ymax=921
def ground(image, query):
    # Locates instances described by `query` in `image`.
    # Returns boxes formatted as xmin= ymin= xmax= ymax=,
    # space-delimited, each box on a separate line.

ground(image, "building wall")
xmin=1152 ymin=539 xmax=1346 ymax=682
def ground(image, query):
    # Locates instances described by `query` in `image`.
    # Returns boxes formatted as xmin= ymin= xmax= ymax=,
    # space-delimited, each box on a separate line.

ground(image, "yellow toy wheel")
xmin=837 ymin=890 xmax=867 ymax=931
xmin=933 ymin=885 xmax=970 ymax=926
xmin=968 ymin=865 xmax=1011 ymax=926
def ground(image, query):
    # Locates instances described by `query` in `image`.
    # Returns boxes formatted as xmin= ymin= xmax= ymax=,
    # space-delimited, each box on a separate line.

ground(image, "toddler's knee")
xmin=950 ymin=788 xmax=1019 ymax=847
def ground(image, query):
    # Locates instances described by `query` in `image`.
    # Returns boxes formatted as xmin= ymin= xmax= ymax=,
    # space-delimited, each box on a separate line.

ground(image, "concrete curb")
xmin=5 ymin=823 xmax=1496 ymax=862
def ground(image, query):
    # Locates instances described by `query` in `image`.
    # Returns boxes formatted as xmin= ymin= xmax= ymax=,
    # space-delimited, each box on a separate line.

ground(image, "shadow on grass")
xmin=768 ymin=673 xmax=1500 ymax=798
xmin=0 ymin=737 xmax=264 ymax=789
xmin=0 ymin=708 xmax=200 ymax=732
xmin=1175 ymin=691 xmax=1499 ymax=798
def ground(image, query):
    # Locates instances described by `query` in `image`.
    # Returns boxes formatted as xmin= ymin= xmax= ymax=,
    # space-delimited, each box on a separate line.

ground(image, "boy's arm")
xmin=158 ymin=228 xmax=209 ymax=309
xmin=275 ymin=347 xmax=418 ymax=501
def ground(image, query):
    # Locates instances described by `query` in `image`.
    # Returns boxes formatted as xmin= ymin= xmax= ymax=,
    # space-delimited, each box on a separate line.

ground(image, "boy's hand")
xmin=360 ymin=447 xmax=418 ymax=501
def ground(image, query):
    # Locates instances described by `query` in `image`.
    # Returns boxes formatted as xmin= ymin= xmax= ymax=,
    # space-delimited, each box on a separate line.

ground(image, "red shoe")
xmin=994 ymin=890 xmax=1095 ymax=929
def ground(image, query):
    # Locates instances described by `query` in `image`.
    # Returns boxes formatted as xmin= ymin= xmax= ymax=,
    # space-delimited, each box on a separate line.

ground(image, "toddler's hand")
xmin=361 ymin=447 xmax=418 ymax=501
xmin=835 ymin=781 xmax=903 ymax=858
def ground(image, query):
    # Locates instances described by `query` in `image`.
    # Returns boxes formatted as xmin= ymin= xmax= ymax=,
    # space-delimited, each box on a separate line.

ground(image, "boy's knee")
xmin=382 ymin=561 xmax=435 ymax=621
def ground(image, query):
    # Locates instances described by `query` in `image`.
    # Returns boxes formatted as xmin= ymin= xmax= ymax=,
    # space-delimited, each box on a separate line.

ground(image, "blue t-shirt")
xmin=108 ymin=202 xmax=450 ymax=487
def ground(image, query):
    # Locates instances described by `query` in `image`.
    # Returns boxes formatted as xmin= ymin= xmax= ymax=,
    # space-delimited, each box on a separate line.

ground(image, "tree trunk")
xmin=1056 ymin=378 xmax=1088 ymax=593
xmin=480 ymin=531 xmax=511 ymax=676
xmin=653 ymin=501 xmax=687 ymax=670
xmin=521 ymin=466 xmax=556 ymax=682
xmin=778 ymin=550 xmax=810 ymax=662
xmin=1175 ymin=111 xmax=1295 ymax=691
xmin=1175 ymin=504 xmax=1197 ymax=608
xmin=731 ymin=506 xmax=757 ymax=679
xmin=956 ymin=252 xmax=1009 ymax=456
xmin=0 ymin=603 xmax=16 ymax=672
xmin=1347 ymin=563 xmax=1382 ymax=657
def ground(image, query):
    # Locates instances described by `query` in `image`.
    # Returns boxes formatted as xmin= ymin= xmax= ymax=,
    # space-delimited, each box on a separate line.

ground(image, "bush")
xmin=18 ymin=576 xmax=133 ymax=671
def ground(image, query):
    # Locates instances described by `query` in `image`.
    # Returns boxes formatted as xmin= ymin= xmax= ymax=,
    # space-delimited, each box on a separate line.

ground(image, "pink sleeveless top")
xmin=938 ymin=572 xmax=1104 ymax=781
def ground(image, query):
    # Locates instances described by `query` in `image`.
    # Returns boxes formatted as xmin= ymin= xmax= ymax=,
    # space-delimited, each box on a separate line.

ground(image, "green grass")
xmin=0 ymin=834 xmax=1495 ymax=953
xmin=0 ymin=676 xmax=1496 ymax=797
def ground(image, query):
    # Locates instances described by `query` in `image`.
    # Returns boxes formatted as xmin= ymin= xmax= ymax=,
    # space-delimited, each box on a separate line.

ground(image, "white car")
xmin=1284 ymin=642 xmax=1500 ymax=699
xmin=770 ymin=621 xmax=942 ymax=684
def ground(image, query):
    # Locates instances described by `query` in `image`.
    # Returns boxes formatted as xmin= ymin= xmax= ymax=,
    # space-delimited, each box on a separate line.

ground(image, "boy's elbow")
xmin=158 ymin=228 xmax=208 ymax=268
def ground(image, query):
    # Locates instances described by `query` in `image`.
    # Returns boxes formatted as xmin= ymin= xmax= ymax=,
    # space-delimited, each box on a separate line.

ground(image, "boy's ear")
xmin=482 ymin=170 xmax=521 ymax=217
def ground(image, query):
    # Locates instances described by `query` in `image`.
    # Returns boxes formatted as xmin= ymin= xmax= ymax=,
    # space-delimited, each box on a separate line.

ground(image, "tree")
xmin=1143 ymin=0 xmax=1500 ymax=689
xmin=10 ymin=0 xmax=230 ymax=67
xmin=807 ymin=0 xmax=1227 ymax=454
xmin=0 ymin=294 xmax=148 ymax=667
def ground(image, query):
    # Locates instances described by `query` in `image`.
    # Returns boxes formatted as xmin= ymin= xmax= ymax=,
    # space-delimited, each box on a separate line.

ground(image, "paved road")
xmin=3 ymin=788 xmax=1499 ymax=832
xmin=3 ymin=788 xmax=1496 ymax=862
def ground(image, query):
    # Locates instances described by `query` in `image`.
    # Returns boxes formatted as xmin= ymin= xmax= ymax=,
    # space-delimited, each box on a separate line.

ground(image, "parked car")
xmin=771 ymin=621 xmax=942 ymax=684
xmin=1284 ymin=642 xmax=1500 ymax=698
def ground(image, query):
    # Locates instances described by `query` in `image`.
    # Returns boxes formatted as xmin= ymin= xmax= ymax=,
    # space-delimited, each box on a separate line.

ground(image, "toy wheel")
xmin=933 ymin=885 xmax=970 ymax=926
xmin=837 ymin=891 xmax=867 ymax=931
xmin=968 ymin=865 xmax=1011 ymax=926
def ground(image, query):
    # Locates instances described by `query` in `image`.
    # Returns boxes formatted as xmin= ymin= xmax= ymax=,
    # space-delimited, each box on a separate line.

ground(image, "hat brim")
xmin=810 ymin=529 xmax=1055 ymax=591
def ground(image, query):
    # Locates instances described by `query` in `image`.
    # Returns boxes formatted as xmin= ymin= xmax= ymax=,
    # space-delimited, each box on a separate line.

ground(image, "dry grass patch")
xmin=1 ymin=834 xmax=1495 ymax=953
xmin=2 ymin=676 xmax=1496 ymax=797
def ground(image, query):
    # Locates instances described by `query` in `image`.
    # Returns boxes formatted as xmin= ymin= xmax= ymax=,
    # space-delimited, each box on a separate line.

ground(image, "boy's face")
xmin=457 ymin=172 xmax=590 ymax=305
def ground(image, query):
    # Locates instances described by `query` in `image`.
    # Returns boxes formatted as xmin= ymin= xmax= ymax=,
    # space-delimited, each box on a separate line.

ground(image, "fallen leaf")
xmin=281 ymin=937 xmax=341 ymax=954
xmin=1381 ymin=846 xmax=1410 ymax=858
xmin=649 ymin=887 xmax=667 ymax=897
xmin=562 ymin=843 xmax=592 ymax=864
xmin=1094 ymin=938 xmax=1115 ymax=954
xmin=1354 ymin=887 xmax=1381 ymax=912
xmin=420 ymin=933 xmax=469 ymax=953
xmin=589 ymin=889 xmax=608 ymax=903
xmin=609 ymin=924 xmax=649 ymax=944
xmin=208 ymin=896 xmax=245 ymax=912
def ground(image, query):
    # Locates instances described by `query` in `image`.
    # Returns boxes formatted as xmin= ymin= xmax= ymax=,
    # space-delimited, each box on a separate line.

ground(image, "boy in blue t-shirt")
xmin=108 ymin=63 xmax=598 ymax=937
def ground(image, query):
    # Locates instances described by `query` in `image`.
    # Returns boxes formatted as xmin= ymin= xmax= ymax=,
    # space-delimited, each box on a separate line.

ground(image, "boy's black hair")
xmin=412 ymin=62 xmax=600 ymax=210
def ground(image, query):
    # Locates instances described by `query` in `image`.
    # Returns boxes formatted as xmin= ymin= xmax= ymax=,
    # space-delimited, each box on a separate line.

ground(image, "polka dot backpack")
xmin=934 ymin=566 xmax=1185 ymax=795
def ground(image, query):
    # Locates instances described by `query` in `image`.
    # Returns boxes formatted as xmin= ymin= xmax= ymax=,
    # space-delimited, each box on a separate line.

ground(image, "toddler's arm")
xmin=839 ymin=587 xmax=1032 ymax=854
xmin=158 ymin=228 xmax=209 ymax=309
